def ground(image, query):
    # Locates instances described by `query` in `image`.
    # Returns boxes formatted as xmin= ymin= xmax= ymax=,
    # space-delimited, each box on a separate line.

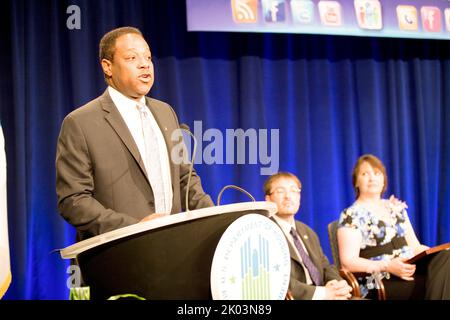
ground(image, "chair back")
xmin=327 ymin=219 xmax=387 ymax=300
xmin=327 ymin=220 xmax=341 ymax=269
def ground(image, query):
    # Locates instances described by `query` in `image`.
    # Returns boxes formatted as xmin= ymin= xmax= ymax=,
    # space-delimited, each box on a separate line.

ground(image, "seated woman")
xmin=337 ymin=154 xmax=450 ymax=299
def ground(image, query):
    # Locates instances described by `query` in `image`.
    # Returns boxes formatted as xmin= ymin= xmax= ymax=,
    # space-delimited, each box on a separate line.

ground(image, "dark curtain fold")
xmin=0 ymin=0 xmax=449 ymax=299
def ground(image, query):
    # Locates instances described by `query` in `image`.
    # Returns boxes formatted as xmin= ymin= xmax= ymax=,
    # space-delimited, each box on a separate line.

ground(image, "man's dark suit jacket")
xmin=285 ymin=220 xmax=342 ymax=299
xmin=56 ymin=90 xmax=214 ymax=241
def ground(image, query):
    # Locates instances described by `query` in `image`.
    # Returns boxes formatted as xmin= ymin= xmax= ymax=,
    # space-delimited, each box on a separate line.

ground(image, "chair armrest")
xmin=339 ymin=268 xmax=361 ymax=298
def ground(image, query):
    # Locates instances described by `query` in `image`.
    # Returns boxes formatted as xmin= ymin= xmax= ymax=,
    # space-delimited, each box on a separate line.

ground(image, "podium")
xmin=60 ymin=201 xmax=278 ymax=300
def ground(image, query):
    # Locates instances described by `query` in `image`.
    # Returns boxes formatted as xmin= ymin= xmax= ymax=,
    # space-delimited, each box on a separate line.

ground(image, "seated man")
xmin=264 ymin=172 xmax=352 ymax=300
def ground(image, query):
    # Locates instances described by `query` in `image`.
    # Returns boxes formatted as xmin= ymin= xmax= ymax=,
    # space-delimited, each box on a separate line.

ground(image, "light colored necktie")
xmin=137 ymin=104 xmax=167 ymax=213
xmin=290 ymin=227 xmax=323 ymax=286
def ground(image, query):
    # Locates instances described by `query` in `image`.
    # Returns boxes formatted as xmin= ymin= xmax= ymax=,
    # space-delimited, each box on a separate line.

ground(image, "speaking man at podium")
xmin=264 ymin=172 xmax=352 ymax=300
xmin=56 ymin=27 xmax=213 ymax=241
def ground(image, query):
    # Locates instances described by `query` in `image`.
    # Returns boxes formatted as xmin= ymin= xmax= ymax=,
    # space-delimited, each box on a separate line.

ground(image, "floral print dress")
xmin=338 ymin=200 xmax=414 ymax=296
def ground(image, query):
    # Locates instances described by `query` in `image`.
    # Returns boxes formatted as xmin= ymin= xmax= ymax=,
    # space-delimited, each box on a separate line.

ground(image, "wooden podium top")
xmin=60 ymin=201 xmax=278 ymax=259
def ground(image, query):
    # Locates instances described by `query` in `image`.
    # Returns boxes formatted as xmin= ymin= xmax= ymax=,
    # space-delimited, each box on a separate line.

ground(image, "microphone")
xmin=179 ymin=123 xmax=197 ymax=212
xmin=217 ymin=185 xmax=255 ymax=206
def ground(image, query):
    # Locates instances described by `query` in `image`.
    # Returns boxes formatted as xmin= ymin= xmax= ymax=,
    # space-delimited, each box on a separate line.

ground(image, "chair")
xmin=327 ymin=220 xmax=386 ymax=300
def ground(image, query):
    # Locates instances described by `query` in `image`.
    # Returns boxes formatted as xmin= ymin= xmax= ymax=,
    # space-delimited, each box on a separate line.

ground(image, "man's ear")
xmin=265 ymin=195 xmax=270 ymax=202
xmin=101 ymin=59 xmax=112 ymax=78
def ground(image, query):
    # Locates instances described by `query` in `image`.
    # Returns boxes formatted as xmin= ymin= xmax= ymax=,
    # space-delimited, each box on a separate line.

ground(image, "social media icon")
xmin=262 ymin=0 xmax=286 ymax=23
xmin=354 ymin=0 xmax=382 ymax=30
xmin=231 ymin=0 xmax=258 ymax=23
xmin=291 ymin=0 xmax=314 ymax=24
xmin=421 ymin=6 xmax=442 ymax=32
xmin=318 ymin=1 xmax=342 ymax=27
xmin=444 ymin=8 xmax=450 ymax=32
xmin=397 ymin=5 xmax=418 ymax=31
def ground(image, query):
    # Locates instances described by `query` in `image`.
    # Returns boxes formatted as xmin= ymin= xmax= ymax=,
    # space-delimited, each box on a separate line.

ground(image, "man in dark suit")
xmin=264 ymin=172 xmax=352 ymax=299
xmin=56 ymin=27 xmax=213 ymax=241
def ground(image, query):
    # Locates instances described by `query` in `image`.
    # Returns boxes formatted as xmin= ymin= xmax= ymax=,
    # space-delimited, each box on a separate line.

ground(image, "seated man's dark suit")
xmin=282 ymin=220 xmax=343 ymax=299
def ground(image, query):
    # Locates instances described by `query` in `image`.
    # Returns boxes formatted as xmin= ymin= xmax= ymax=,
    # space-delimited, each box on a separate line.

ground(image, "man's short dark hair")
xmin=263 ymin=172 xmax=302 ymax=196
xmin=99 ymin=26 xmax=143 ymax=63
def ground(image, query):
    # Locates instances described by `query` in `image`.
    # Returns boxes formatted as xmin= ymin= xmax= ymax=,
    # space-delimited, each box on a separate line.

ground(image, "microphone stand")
xmin=217 ymin=185 xmax=255 ymax=206
xmin=179 ymin=124 xmax=197 ymax=212
xmin=179 ymin=124 xmax=255 ymax=209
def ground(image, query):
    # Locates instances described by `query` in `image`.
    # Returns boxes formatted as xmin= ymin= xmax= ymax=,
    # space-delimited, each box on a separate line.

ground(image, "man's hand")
xmin=324 ymin=279 xmax=352 ymax=300
xmin=139 ymin=213 xmax=168 ymax=223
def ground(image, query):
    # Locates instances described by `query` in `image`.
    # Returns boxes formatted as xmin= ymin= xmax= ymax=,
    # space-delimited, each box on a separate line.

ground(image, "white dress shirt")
xmin=108 ymin=86 xmax=173 ymax=213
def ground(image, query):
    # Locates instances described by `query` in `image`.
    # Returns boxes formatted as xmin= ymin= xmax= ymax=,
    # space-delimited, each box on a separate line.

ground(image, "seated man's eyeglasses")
xmin=270 ymin=187 xmax=301 ymax=196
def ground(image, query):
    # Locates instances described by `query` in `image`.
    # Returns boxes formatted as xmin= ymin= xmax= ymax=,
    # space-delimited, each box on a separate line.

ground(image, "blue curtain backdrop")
xmin=0 ymin=0 xmax=449 ymax=299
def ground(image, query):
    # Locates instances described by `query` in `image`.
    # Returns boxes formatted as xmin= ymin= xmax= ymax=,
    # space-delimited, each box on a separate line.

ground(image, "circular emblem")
xmin=210 ymin=214 xmax=290 ymax=300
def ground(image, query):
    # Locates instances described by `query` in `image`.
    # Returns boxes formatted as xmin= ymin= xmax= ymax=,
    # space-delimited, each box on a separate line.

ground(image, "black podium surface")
xmin=60 ymin=202 xmax=277 ymax=300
